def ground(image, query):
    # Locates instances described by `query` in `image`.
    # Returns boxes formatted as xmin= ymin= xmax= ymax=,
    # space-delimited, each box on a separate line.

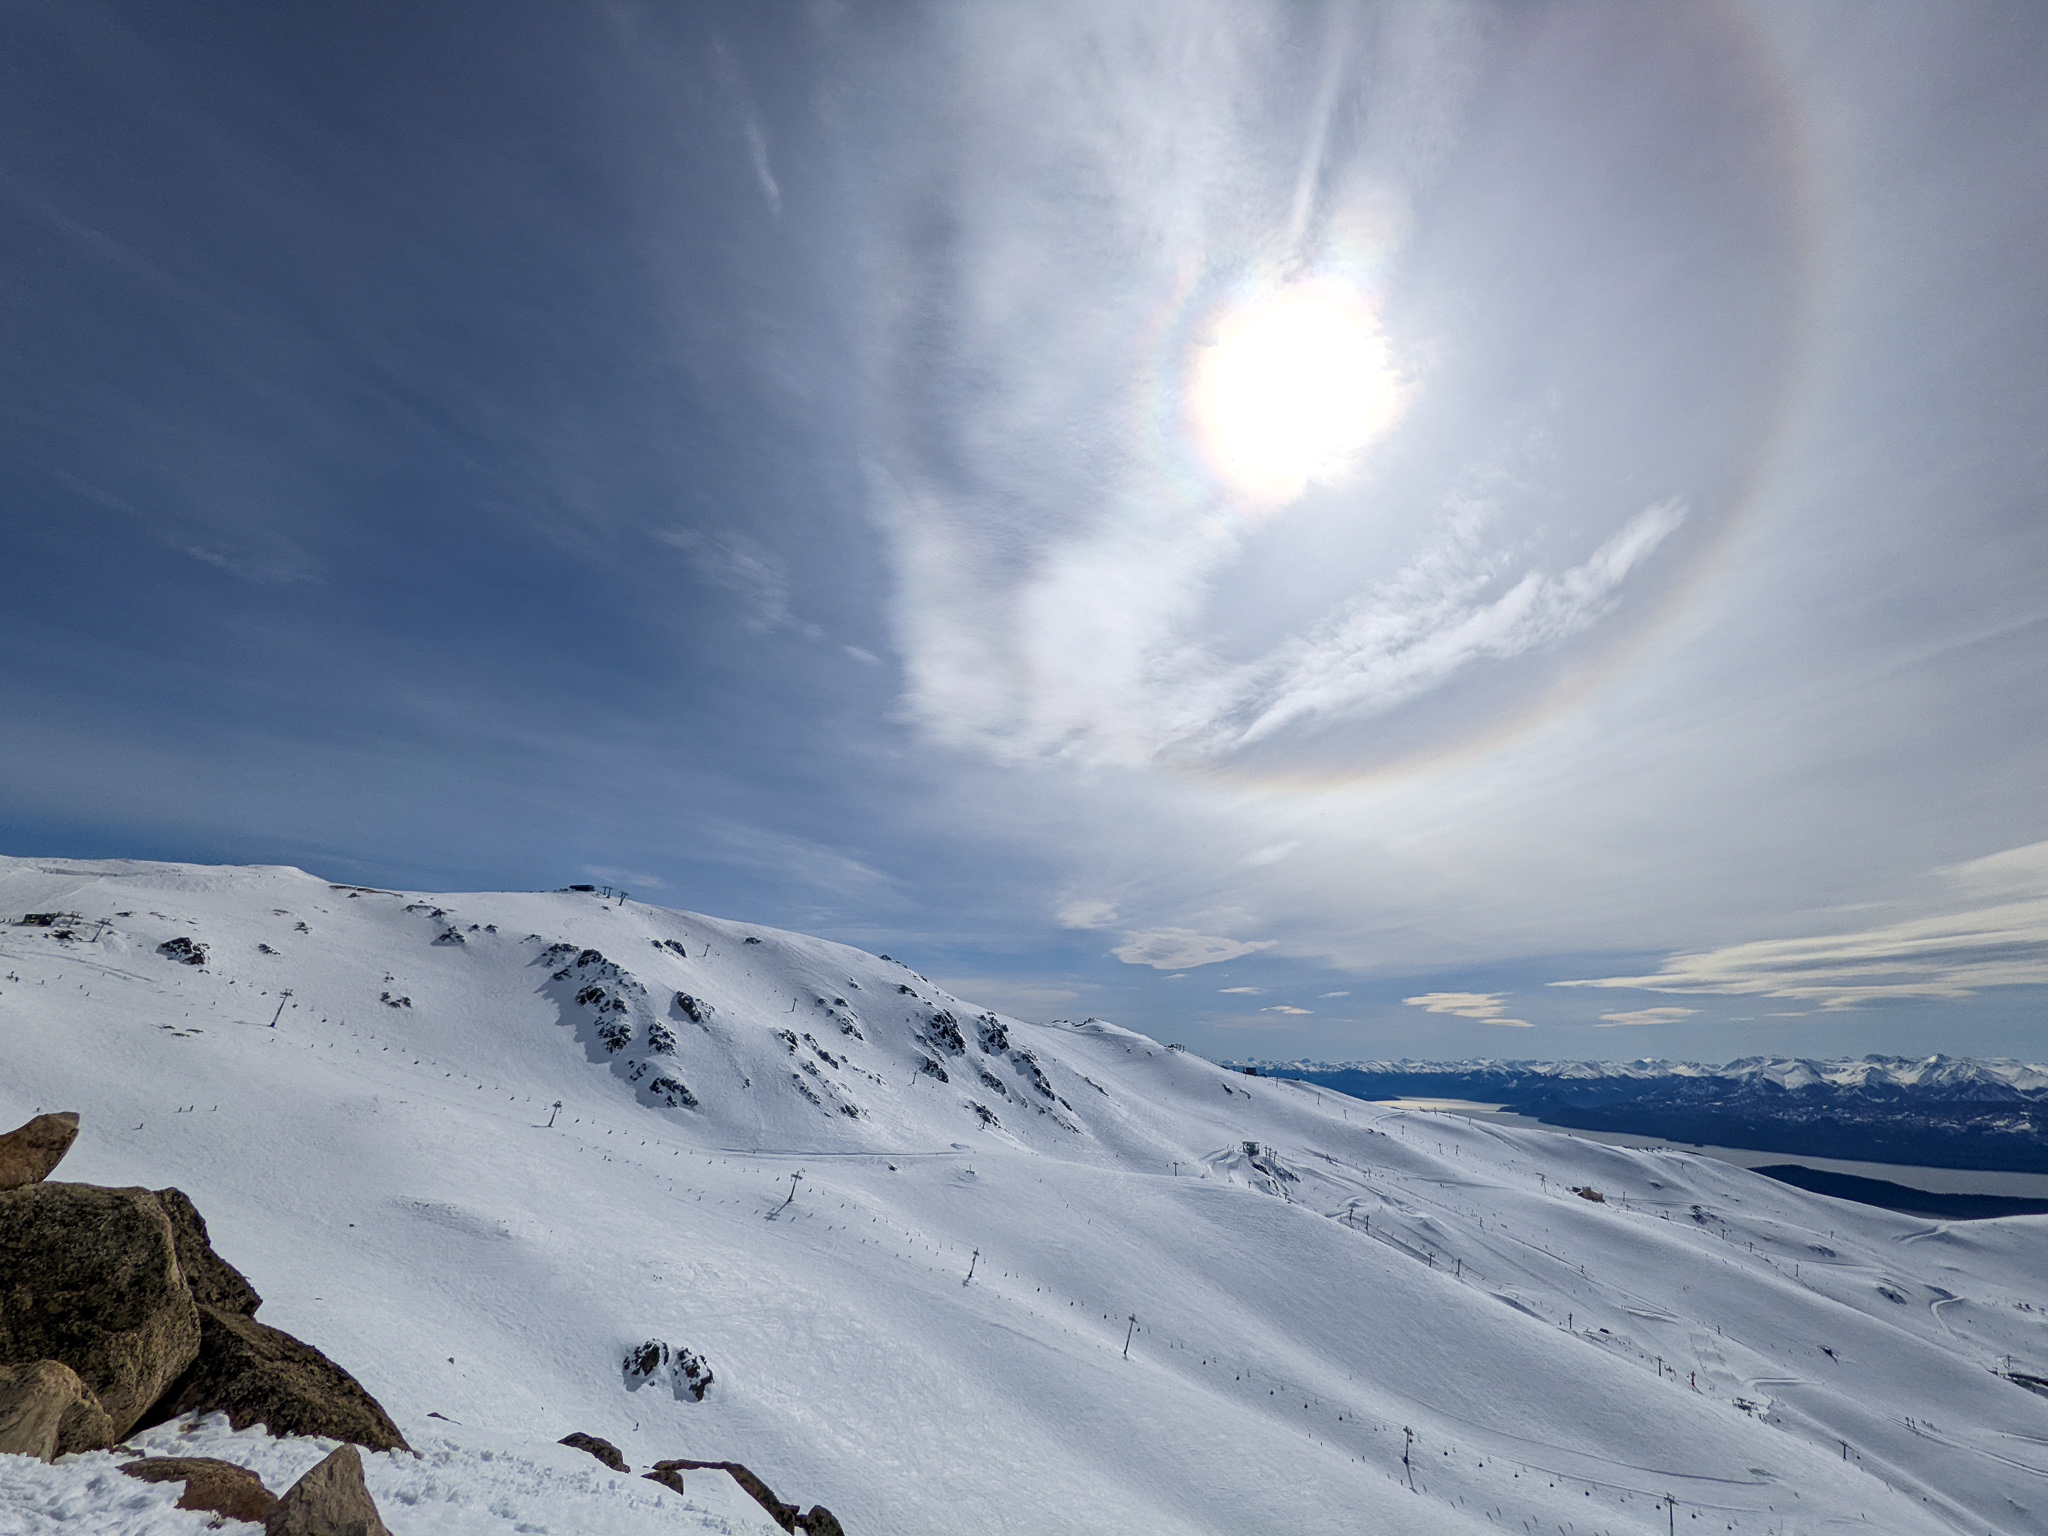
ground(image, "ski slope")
xmin=2 ymin=856 xmax=2044 ymax=1536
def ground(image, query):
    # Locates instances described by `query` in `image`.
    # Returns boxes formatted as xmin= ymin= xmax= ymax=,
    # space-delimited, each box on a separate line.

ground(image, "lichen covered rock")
xmin=0 ymin=1182 xmax=201 ymax=1438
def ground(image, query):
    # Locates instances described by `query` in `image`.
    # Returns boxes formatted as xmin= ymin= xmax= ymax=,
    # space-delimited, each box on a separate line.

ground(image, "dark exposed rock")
xmin=0 ymin=1358 xmax=111 ymax=1460
xmin=559 ymin=1431 xmax=628 ymax=1472
xmin=156 ymin=937 xmax=207 ymax=966
xmin=661 ymin=1460 xmax=800 ymax=1531
xmin=0 ymin=1182 xmax=201 ymax=1438
xmin=651 ymin=1461 xmax=842 ymax=1533
xmin=121 ymin=1455 xmax=279 ymax=1525
xmin=152 ymin=1187 xmax=262 ymax=1315
xmin=646 ymin=1074 xmax=698 ymax=1109
xmin=266 ymin=1444 xmax=391 ymax=1536
xmin=673 ymin=1347 xmax=713 ymax=1401
xmin=0 ymin=1112 xmax=79 ymax=1192
xmin=675 ymin=993 xmax=710 ymax=1023
xmin=622 ymin=1339 xmax=713 ymax=1401
xmin=622 ymin=1339 xmax=665 ymax=1383
xmin=142 ymin=1306 xmax=409 ymax=1451
xmin=924 ymin=1011 xmax=965 ymax=1054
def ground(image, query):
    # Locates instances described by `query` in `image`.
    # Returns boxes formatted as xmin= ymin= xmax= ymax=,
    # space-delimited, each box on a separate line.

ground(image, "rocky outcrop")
xmin=657 ymin=1458 xmax=843 ymax=1535
xmin=265 ymin=1443 xmax=392 ymax=1536
xmin=0 ymin=1113 xmax=79 ymax=1192
xmin=559 ymin=1431 xmax=628 ymax=1472
xmin=121 ymin=1455 xmax=279 ymax=1525
xmin=156 ymin=937 xmax=207 ymax=966
xmin=622 ymin=1337 xmax=714 ymax=1400
xmin=142 ymin=1306 xmax=410 ymax=1451
xmin=0 ymin=1182 xmax=200 ymax=1438
xmin=0 ymin=1359 xmax=112 ymax=1460
xmin=0 ymin=1127 xmax=403 ymax=1456
xmin=153 ymin=1187 xmax=263 ymax=1314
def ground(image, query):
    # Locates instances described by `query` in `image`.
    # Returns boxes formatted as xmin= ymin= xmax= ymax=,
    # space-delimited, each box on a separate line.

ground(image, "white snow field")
xmin=1 ymin=856 xmax=2044 ymax=1536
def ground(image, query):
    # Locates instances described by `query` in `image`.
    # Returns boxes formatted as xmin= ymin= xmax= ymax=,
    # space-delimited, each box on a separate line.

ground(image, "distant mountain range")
xmin=1238 ymin=1055 xmax=2048 ymax=1173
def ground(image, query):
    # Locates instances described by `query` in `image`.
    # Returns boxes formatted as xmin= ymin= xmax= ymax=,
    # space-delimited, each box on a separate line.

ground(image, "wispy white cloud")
xmin=1319 ymin=990 xmax=1351 ymax=998
xmin=1058 ymin=898 xmax=1120 ymax=930
xmin=931 ymin=976 xmax=1087 ymax=1018
xmin=1557 ymin=841 xmax=2048 ymax=1011
xmin=582 ymin=866 xmax=669 ymax=891
xmin=1403 ymin=991 xmax=1530 ymax=1027
xmin=699 ymin=818 xmax=899 ymax=903
xmin=866 ymin=4 xmax=1689 ymax=776
xmin=1261 ymin=1003 xmax=1313 ymax=1015
xmin=713 ymin=37 xmax=782 ymax=216
xmin=1596 ymin=1006 xmax=1696 ymax=1028
xmin=1218 ymin=985 xmax=1261 ymax=994
xmin=1113 ymin=928 xmax=1275 ymax=970
xmin=1194 ymin=500 xmax=1686 ymax=756
xmin=658 ymin=526 xmax=817 ymax=636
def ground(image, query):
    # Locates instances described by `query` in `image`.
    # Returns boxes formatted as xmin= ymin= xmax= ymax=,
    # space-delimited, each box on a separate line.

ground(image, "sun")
xmin=1188 ymin=281 xmax=1405 ymax=508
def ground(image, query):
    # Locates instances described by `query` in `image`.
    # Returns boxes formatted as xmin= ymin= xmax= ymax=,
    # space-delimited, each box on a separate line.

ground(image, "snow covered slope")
xmin=3 ymin=856 xmax=2045 ymax=1536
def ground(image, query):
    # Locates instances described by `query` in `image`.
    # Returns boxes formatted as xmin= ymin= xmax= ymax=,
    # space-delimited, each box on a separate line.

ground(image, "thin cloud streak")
xmin=1558 ymin=842 xmax=2048 ymax=1011
xmin=1404 ymin=991 xmax=1530 ymax=1027
xmin=1113 ymin=928 xmax=1276 ymax=970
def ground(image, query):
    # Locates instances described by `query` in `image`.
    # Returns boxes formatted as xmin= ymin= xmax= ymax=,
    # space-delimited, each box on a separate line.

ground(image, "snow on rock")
xmin=1 ymin=1416 xmax=790 ymax=1536
xmin=2 ymin=855 xmax=2045 ymax=1536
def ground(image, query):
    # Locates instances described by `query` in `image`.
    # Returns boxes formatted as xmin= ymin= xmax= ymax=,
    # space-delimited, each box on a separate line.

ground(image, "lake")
xmin=1365 ymin=1097 xmax=2048 ymax=1201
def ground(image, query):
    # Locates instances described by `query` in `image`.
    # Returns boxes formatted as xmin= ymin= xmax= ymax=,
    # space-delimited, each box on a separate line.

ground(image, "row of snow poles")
xmin=1402 ymin=1425 xmax=1683 ymax=1527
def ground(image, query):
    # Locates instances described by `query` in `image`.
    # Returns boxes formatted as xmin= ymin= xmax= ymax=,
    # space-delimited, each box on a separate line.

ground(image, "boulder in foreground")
xmin=0 ymin=1182 xmax=200 ymax=1438
xmin=0 ymin=1358 xmax=112 ymax=1461
xmin=0 ymin=1113 xmax=80 ymax=1192
xmin=154 ymin=1186 xmax=264 ymax=1315
xmin=143 ymin=1306 xmax=410 ymax=1451
xmin=121 ymin=1455 xmax=279 ymax=1525
xmin=265 ymin=1443 xmax=392 ymax=1536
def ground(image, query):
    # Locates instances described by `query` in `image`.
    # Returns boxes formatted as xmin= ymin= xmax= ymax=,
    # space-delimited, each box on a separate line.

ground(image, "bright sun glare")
xmin=1189 ymin=282 xmax=1405 ymax=508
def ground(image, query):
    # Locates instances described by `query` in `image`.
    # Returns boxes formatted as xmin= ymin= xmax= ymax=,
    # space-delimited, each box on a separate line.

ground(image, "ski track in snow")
xmin=1 ymin=855 xmax=2044 ymax=1536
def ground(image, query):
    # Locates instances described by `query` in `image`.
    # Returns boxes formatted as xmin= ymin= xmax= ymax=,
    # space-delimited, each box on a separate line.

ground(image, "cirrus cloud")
xmin=1557 ymin=841 xmax=2048 ymax=1012
xmin=1112 ymin=928 xmax=1276 ymax=970
xmin=1596 ymin=1006 xmax=1697 ymax=1028
xmin=1403 ymin=991 xmax=1531 ymax=1027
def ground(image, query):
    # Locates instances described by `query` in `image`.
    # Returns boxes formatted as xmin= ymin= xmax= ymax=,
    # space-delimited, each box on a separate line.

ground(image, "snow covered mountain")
xmin=4 ymin=856 xmax=2046 ymax=1536
xmin=1250 ymin=1057 xmax=2048 ymax=1175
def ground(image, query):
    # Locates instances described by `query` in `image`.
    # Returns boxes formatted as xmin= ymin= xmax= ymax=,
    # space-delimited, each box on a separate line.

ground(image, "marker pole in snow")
xmin=268 ymin=989 xmax=293 ymax=1027
xmin=1665 ymin=1493 xmax=1676 ymax=1534
xmin=1403 ymin=1427 xmax=1414 ymax=1491
xmin=775 ymin=1170 xmax=802 ymax=1215
xmin=965 ymin=1249 xmax=979 ymax=1285
xmin=1123 ymin=1315 xmax=1136 ymax=1359
xmin=547 ymin=1100 xmax=562 ymax=1127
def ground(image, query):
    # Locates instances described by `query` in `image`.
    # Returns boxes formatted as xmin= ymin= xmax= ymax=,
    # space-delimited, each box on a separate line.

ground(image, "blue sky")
xmin=4 ymin=1 xmax=2045 ymax=1064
